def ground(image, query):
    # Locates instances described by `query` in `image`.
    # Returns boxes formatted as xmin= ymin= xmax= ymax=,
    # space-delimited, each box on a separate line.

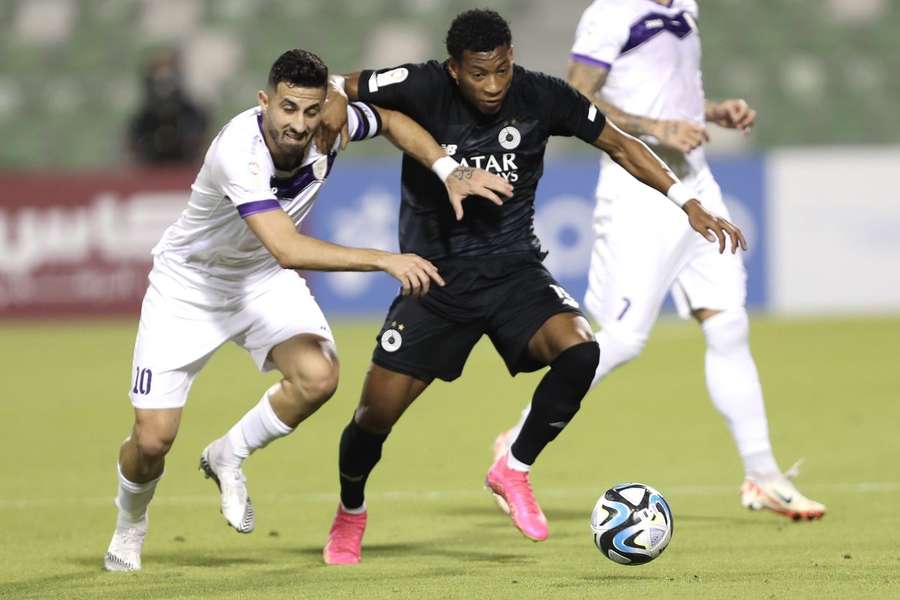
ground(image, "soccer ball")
xmin=590 ymin=483 xmax=673 ymax=565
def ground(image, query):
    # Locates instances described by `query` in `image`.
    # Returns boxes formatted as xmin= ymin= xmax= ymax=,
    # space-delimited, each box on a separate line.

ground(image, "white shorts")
xmin=128 ymin=256 xmax=335 ymax=410
xmin=584 ymin=160 xmax=746 ymax=338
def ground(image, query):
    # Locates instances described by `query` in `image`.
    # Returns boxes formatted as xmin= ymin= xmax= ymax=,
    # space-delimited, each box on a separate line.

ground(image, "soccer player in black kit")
xmin=317 ymin=9 xmax=746 ymax=564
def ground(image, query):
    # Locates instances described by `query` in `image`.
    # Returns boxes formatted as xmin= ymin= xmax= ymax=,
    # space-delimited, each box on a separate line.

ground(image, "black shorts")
xmin=371 ymin=252 xmax=583 ymax=382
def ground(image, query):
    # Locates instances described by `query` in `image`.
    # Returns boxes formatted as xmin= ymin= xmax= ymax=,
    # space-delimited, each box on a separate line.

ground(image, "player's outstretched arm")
xmin=375 ymin=106 xmax=514 ymax=220
xmin=244 ymin=209 xmax=444 ymax=297
xmin=568 ymin=60 xmax=708 ymax=153
xmin=593 ymin=120 xmax=747 ymax=254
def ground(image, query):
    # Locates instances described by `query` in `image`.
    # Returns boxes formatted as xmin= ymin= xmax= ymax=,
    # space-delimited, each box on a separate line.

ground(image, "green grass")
xmin=1 ymin=315 xmax=899 ymax=599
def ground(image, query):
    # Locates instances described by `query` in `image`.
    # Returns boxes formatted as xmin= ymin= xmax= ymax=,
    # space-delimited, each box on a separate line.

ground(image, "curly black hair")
xmin=445 ymin=9 xmax=512 ymax=61
xmin=267 ymin=49 xmax=328 ymax=90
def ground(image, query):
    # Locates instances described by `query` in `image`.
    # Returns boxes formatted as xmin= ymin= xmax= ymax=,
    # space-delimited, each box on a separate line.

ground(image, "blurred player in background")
xmin=494 ymin=0 xmax=825 ymax=521
xmin=317 ymin=9 xmax=746 ymax=565
xmin=127 ymin=47 xmax=209 ymax=164
xmin=104 ymin=48 xmax=510 ymax=572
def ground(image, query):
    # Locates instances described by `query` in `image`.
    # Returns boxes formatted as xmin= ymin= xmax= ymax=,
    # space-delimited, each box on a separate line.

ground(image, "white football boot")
xmin=741 ymin=460 xmax=826 ymax=521
xmin=104 ymin=513 xmax=148 ymax=572
xmin=200 ymin=438 xmax=255 ymax=533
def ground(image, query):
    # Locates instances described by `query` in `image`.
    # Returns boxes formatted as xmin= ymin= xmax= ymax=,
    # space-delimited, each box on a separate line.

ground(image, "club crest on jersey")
xmin=248 ymin=161 xmax=260 ymax=175
xmin=498 ymin=126 xmax=521 ymax=150
xmin=380 ymin=328 xmax=402 ymax=352
xmin=313 ymin=156 xmax=328 ymax=180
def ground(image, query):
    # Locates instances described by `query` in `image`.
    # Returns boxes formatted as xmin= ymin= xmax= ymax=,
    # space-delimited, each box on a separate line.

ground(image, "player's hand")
xmin=315 ymin=87 xmax=350 ymax=152
xmin=707 ymin=99 xmax=756 ymax=133
xmin=683 ymin=199 xmax=747 ymax=254
xmin=444 ymin=165 xmax=514 ymax=221
xmin=378 ymin=253 xmax=445 ymax=298
xmin=652 ymin=119 xmax=709 ymax=153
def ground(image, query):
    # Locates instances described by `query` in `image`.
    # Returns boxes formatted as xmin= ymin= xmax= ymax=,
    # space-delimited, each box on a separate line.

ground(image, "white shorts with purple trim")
xmin=584 ymin=160 xmax=746 ymax=337
xmin=127 ymin=256 xmax=334 ymax=409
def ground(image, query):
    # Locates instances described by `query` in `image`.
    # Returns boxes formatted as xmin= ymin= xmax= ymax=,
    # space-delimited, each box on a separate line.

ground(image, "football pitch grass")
xmin=1 ymin=315 xmax=898 ymax=599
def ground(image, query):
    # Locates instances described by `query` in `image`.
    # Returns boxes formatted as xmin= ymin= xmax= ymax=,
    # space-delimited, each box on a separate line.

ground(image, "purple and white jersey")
xmin=571 ymin=0 xmax=706 ymax=176
xmin=152 ymin=102 xmax=380 ymax=291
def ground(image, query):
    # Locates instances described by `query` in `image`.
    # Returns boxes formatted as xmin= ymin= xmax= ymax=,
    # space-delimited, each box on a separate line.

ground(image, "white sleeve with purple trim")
xmin=570 ymin=1 xmax=629 ymax=71
xmin=213 ymin=122 xmax=280 ymax=219
xmin=342 ymin=101 xmax=382 ymax=148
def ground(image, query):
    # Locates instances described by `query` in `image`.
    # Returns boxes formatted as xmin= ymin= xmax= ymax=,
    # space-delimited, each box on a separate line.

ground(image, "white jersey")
xmin=571 ymin=0 xmax=706 ymax=177
xmin=152 ymin=101 xmax=381 ymax=294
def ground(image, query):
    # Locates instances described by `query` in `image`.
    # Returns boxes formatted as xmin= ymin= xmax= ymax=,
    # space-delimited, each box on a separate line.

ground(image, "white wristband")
xmin=328 ymin=74 xmax=347 ymax=98
xmin=666 ymin=181 xmax=693 ymax=208
xmin=431 ymin=156 xmax=460 ymax=182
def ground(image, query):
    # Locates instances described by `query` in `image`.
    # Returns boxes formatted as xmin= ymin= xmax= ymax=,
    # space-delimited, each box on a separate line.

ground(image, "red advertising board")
xmin=0 ymin=169 xmax=194 ymax=318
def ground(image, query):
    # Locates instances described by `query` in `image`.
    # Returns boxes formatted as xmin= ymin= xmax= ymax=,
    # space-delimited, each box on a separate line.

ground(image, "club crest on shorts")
xmin=380 ymin=328 xmax=402 ymax=352
xmin=498 ymin=126 xmax=521 ymax=150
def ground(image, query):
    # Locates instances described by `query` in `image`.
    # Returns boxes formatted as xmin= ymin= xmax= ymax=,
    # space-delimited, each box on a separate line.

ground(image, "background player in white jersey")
xmin=104 ymin=48 xmax=513 ymax=572
xmin=494 ymin=0 xmax=825 ymax=521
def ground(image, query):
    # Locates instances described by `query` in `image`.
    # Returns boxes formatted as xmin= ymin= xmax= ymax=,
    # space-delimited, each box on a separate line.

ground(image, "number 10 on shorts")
xmin=132 ymin=367 xmax=153 ymax=395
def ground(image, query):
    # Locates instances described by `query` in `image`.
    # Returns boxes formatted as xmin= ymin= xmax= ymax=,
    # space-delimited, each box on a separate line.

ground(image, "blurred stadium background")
xmin=1 ymin=0 xmax=899 ymax=317
xmin=1 ymin=2 xmax=899 ymax=598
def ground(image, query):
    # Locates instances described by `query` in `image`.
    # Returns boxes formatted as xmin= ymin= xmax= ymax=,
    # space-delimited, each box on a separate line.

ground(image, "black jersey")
xmin=359 ymin=61 xmax=606 ymax=260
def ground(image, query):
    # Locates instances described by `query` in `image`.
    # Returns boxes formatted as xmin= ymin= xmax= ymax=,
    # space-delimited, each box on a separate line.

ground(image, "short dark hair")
xmin=267 ymin=49 xmax=328 ymax=90
xmin=446 ymin=9 xmax=512 ymax=61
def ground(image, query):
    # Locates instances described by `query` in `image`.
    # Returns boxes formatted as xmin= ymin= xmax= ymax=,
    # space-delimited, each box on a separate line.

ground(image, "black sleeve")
xmin=358 ymin=62 xmax=442 ymax=121
xmin=539 ymin=74 xmax=607 ymax=143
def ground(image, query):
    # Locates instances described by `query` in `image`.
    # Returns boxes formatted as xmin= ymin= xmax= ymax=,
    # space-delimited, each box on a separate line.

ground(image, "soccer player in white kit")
xmin=104 ymin=49 xmax=513 ymax=572
xmin=494 ymin=0 xmax=825 ymax=520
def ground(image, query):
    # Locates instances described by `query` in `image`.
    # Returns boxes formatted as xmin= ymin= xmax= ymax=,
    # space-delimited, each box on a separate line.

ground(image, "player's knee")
xmin=553 ymin=341 xmax=600 ymax=392
xmin=701 ymin=308 xmax=749 ymax=353
xmin=597 ymin=326 xmax=646 ymax=369
xmin=284 ymin=354 xmax=339 ymax=410
xmin=353 ymin=404 xmax=399 ymax=434
xmin=133 ymin=426 xmax=175 ymax=462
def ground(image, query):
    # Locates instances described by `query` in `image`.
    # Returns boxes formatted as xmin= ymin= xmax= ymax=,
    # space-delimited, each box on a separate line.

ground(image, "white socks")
xmin=224 ymin=383 xmax=294 ymax=468
xmin=506 ymin=450 xmax=532 ymax=473
xmin=590 ymin=327 xmax=645 ymax=389
xmin=340 ymin=502 xmax=367 ymax=515
xmin=116 ymin=463 xmax=160 ymax=527
xmin=702 ymin=309 xmax=779 ymax=479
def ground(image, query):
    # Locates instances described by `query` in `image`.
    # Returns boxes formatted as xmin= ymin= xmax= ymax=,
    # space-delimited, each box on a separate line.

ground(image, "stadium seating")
xmin=0 ymin=0 xmax=897 ymax=168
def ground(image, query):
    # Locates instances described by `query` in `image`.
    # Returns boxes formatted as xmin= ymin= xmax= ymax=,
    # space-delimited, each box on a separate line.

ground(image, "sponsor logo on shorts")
xmin=498 ymin=126 xmax=521 ymax=150
xmin=380 ymin=328 xmax=402 ymax=352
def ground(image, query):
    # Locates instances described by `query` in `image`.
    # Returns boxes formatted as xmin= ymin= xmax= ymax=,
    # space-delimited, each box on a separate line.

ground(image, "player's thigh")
xmin=487 ymin=263 xmax=586 ymax=374
xmin=671 ymin=175 xmax=748 ymax=316
xmin=586 ymin=186 xmax=693 ymax=337
xmin=371 ymin=294 xmax=483 ymax=383
xmin=354 ymin=363 xmax=432 ymax=433
xmin=235 ymin=271 xmax=336 ymax=373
